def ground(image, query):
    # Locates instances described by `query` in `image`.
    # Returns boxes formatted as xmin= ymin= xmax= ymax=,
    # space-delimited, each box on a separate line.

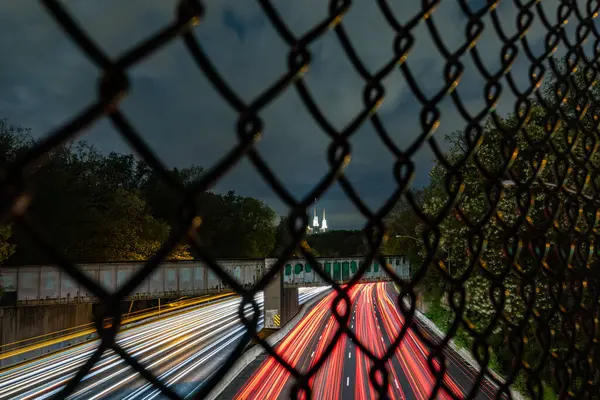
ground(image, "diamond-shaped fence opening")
xmin=0 ymin=0 xmax=599 ymax=399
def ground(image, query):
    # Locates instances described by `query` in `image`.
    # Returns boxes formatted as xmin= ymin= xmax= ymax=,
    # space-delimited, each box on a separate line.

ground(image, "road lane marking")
xmin=311 ymin=351 xmax=315 ymax=358
xmin=319 ymin=335 xmax=322 ymax=340
xmin=348 ymin=352 xmax=351 ymax=359
xmin=395 ymin=378 xmax=400 ymax=389
xmin=381 ymin=337 xmax=384 ymax=342
xmin=346 ymin=377 xmax=350 ymax=386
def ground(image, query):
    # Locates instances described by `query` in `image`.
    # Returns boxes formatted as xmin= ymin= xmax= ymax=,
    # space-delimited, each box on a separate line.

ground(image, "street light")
xmin=391 ymin=235 xmax=420 ymax=280
xmin=394 ymin=234 xmax=420 ymax=242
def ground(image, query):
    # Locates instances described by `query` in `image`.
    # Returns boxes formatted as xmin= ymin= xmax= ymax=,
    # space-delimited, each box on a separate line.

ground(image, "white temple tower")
xmin=312 ymin=206 xmax=320 ymax=230
xmin=320 ymin=209 xmax=328 ymax=233
xmin=306 ymin=203 xmax=329 ymax=235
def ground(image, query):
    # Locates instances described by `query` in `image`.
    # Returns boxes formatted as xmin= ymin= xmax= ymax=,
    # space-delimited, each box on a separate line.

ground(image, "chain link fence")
xmin=1 ymin=0 xmax=599 ymax=398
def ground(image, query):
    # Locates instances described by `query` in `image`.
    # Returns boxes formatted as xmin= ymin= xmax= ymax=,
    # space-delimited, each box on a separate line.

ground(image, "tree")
xmin=70 ymin=187 xmax=171 ymax=262
xmin=0 ymin=119 xmax=31 ymax=259
xmin=306 ymin=230 xmax=369 ymax=257
xmin=82 ymin=150 xmax=136 ymax=190
xmin=271 ymin=216 xmax=301 ymax=257
xmin=0 ymin=118 xmax=34 ymax=162
xmin=139 ymin=164 xmax=205 ymax=225
xmin=167 ymin=244 xmax=194 ymax=260
xmin=194 ymin=192 xmax=277 ymax=258
xmin=0 ymin=119 xmax=31 ymax=296
xmin=271 ymin=220 xmax=383 ymax=259
xmin=0 ymin=224 xmax=15 ymax=296
xmin=419 ymin=58 xmax=597 ymax=394
xmin=0 ymin=117 xmax=279 ymax=265
xmin=5 ymin=140 xmax=173 ymax=264
xmin=0 ymin=225 xmax=15 ymax=263
xmin=0 ymin=119 xmax=31 ymax=285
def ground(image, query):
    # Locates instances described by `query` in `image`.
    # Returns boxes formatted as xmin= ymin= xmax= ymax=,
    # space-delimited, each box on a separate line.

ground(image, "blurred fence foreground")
xmin=1 ymin=1 xmax=600 ymax=399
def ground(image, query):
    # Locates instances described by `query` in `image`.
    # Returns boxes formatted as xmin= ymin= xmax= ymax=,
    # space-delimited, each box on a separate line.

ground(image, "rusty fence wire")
xmin=1 ymin=0 xmax=600 ymax=399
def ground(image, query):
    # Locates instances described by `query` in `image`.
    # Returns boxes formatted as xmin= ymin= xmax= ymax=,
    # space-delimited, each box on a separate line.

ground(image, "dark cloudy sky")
xmin=0 ymin=1 xmax=588 ymax=229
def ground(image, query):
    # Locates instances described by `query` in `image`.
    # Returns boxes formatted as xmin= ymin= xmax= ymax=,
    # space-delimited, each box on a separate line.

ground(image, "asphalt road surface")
xmin=235 ymin=282 xmax=504 ymax=400
xmin=0 ymin=287 xmax=330 ymax=400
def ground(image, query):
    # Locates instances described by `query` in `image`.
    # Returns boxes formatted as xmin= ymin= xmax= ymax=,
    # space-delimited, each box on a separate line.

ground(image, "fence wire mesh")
xmin=1 ymin=0 xmax=599 ymax=399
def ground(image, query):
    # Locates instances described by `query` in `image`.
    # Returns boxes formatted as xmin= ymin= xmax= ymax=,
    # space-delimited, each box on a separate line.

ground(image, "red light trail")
xmin=235 ymin=282 xmax=500 ymax=400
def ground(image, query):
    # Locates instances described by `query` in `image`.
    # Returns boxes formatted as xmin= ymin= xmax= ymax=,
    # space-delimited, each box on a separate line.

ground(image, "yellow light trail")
xmin=0 ymin=292 xmax=235 ymax=364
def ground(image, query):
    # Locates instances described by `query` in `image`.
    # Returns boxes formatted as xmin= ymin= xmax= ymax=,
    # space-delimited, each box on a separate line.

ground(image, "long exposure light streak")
xmin=0 ymin=287 xmax=329 ymax=400
xmin=235 ymin=283 xmax=501 ymax=400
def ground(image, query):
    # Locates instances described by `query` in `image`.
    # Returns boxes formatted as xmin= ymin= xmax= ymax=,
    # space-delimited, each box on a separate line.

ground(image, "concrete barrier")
xmin=205 ymin=289 xmax=332 ymax=400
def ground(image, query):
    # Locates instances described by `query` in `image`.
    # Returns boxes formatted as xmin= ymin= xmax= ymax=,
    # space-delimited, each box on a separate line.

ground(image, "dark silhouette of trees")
xmin=0 ymin=122 xmax=278 ymax=265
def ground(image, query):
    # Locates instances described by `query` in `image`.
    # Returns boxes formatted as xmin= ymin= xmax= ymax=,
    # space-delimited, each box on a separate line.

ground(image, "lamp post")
xmin=394 ymin=235 xmax=419 ymax=279
xmin=443 ymin=246 xmax=451 ymax=277
xmin=393 ymin=234 xmax=424 ymax=310
xmin=394 ymin=234 xmax=420 ymax=242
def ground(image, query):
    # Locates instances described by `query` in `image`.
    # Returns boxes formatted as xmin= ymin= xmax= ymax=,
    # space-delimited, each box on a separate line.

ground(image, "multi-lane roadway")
xmin=0 ymin=287 xmax=329 ymax=400
xmin=235 ymin=282 xmax=502 ymax=400
xmin=0 ymin=283 xmax=506 ymax=399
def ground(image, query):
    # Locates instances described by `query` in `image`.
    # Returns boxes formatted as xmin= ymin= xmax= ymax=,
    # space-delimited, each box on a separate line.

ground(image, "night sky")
xmin=0 ymin=1 xmax=583 ymax=228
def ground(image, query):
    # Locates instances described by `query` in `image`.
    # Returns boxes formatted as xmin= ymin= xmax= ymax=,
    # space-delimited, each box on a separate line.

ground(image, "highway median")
xmin=206 ymin=287 xmax=333 ymax=400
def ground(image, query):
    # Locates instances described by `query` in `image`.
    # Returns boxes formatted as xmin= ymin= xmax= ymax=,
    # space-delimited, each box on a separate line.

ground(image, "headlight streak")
xmin=306 ymin=285 xmax=362 ymax=400
xmin=16 ymin=298 xmax=259 ymax=400
xmin=0 ymin=297 xmax=248 ymax=391
xmin=235 ymin=283 xmax=498 ymax=400
xmin=234 ymin=290 xmax=339 ymax=399
xmin=68 ymin=311 xmax=254 ymax=400
xmin=0 ymin=287 xmax=327 ymax=400
xmin=141 ymin=327 xmax=248 ymax=400
xmin=354 ymin=283 xmax=407 ymax=400
xmin=373 ymin=283 xmax=443 ymax=400
xmin=90 ymin=322 xmax=254 ymax=400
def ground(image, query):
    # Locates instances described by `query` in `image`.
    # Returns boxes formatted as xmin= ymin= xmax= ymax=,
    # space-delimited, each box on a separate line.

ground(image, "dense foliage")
xmin=271 ymin=217 xmax=370 ymax=258
xmin=0 ymin=225 xmax=15 ymax=265
xmin=0 ymin=120 xmax=277 ymax=264
xmin=384 ymin=59 xmax=596 ymax=396
xmin=0 ymin=118 xmax=393 ymax=266
xmin=306 ymin=230 xmax=370 ymax=257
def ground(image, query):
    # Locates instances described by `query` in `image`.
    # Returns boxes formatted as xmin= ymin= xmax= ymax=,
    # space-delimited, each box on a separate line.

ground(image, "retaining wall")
xmin=0 ymin=303 xmax=93 ymax=368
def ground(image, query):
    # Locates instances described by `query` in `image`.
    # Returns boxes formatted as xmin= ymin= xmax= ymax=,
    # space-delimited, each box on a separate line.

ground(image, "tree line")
xmin=0 ymin=122 xmax=373 ymax=266
xmin=0 ymin=122 xmax=279 ymax=265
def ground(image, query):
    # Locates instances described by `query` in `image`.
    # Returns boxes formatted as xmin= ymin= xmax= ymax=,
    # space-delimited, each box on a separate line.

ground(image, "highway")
xmin=235 ymin=282 xmax=502 ymax=400
xmin=0 ymin=287 xmax=329 ymax=400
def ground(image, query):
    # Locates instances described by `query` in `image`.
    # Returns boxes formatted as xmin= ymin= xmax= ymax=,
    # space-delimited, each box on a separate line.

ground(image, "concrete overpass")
xmin=0 ymin=256 xmax=410 ymax=305
xmin=0 ymin=256 xmax=409 ymax=346
xmin=264 ymin=256 xmax=410 ymax=329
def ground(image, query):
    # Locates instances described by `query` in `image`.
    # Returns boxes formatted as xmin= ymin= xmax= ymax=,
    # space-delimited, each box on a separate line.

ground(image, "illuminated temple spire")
xmin=320 ymin=208 xmax=327 ymax=232
xmin=312 ymin=204 xmax=320 ymax=229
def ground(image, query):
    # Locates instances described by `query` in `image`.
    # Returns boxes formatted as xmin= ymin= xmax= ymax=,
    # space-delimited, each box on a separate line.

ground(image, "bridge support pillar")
xmin=281 ymin=287 xmax=299 ymax=326
xmin=263 ymin=268 xmax=299 ymax=329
